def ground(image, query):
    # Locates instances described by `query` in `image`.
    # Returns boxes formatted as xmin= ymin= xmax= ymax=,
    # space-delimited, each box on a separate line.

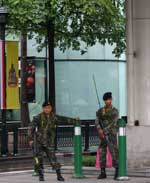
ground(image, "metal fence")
xmin=0 ymin=121 xmax=99 ymax=156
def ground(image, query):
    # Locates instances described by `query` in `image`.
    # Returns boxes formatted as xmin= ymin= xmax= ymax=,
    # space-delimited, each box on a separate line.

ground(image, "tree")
xmin=4 ymin=0 xmax=125 ymax=58
xmin=1 ymin=0 xmax=125 ymax=125
xmin=29 ymin=0 xmax=125 ymax=109
xmin=30 ymin=0 xmax=125 ymax=57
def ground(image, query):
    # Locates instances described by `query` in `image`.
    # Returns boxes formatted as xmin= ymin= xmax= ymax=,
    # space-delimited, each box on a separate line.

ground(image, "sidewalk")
xmin=0 ymin=168 xmax=150 ymax=183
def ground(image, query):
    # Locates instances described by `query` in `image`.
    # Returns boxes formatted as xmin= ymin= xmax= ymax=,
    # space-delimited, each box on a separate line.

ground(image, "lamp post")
xmin=0 ymin=7 xmax=7 ymax=39
xmin=0 ymin=6 xmax=8 ymax=155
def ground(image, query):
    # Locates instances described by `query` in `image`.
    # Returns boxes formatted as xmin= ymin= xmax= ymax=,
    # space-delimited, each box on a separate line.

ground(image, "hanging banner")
xmin=6 ymin=41 xmax=20 ymax=109
xmin=0 ymin=40 xmax=6 ymax=109
xmin=25 ymin=57 xmax=36 ymax=103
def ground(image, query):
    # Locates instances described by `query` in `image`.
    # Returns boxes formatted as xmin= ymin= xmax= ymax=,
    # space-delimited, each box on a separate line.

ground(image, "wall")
xmin=126 ymin=0 xmax=150 ymax=168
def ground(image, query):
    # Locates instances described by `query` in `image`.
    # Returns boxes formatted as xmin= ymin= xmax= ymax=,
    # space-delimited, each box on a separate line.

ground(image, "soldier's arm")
xmin=95 ymin=110 xmax=105 ymax=139
xmin=104 ymin=109 xmax=119 ymax=134
xmin=95 ymin=108 xmax=106 ymax=128
xmin=28 ymin=114 xmax=40 ymax=141
xmin=55 ymin=115 xmax=76 ymax=125
xmin=95 ymin=110 xmax=103 ymax=130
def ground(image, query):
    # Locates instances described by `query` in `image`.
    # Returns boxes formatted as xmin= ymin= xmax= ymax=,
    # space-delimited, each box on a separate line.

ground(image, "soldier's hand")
xmin=98 ymin=129 xmax=105 ymax=139
xmin=29 ymin=140 xmax=33 ymax=147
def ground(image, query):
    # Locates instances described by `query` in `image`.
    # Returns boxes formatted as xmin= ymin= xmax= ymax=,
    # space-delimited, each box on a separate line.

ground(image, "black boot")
xmin=56 ymin=169 xmax=65 ymax=181
xmin=114 ymin=168 xmax=119 ymax=180
xmin=97 ymin=168 xmax=107 ymax=179
xmin=39 ymin=170 xmax=44 ymax=181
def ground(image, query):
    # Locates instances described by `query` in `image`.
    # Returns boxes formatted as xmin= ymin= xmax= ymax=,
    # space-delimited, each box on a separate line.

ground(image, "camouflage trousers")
xmin=99 ymin=132 xmax=118 ymax=168
xmin=34 ymin=145 xmax=61 ymax=173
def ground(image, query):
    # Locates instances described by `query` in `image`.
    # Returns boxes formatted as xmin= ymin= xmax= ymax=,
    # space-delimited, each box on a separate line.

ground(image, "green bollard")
xmin=73 ymin=121 xmax=83 ymax=178
xmin=117 ymin=118 xmax=129 ymax=181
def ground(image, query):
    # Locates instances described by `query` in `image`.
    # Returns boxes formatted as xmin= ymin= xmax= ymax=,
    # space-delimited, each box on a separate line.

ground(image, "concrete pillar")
xmin=126 ymin=0 xmax=150 ymax=168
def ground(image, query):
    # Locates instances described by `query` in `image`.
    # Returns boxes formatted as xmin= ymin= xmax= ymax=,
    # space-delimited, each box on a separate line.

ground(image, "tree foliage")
xmin=1 ymin=0 xmax=125 ymax=57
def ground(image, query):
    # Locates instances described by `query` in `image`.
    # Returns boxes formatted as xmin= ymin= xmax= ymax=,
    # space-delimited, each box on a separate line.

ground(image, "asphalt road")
xmin=0 ymin=170 xmax=150 ymax=183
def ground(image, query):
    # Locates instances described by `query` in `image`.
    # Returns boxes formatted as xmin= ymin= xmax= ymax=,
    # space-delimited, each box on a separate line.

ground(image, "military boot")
xmin=32 ymin=170 xmax=39 ymax=177
xmin=114 ymin=168 xmax=119 ymax=180
xmin=56 ymin=169 xmax=65 ymax=181
xmin=97 ymin=168 xmax=107 ymax=179
xmin=39 ymin=170 xmax=44 ymax=181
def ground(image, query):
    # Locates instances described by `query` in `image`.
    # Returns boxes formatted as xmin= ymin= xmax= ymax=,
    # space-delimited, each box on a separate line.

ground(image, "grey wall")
xmin=126 ymin=0 xmax=150 ymax=168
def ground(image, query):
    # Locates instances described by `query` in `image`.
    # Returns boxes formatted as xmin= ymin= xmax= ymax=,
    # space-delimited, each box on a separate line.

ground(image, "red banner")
xmin=25 ymin=57 xmax=36 ymax=102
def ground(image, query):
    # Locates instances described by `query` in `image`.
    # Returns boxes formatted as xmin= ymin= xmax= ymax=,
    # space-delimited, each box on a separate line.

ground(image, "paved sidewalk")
xmin=0 ymin=171 xmax=150 ymax=183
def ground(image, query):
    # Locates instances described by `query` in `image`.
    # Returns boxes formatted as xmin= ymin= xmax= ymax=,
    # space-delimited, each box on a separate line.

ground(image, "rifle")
xmin=92 ymin=75 xmax=101 ymax=108
xmin=92 ymin=74 xmax=108 ymax=143
xmin=92 ymin=74 xmax=103 ymax=130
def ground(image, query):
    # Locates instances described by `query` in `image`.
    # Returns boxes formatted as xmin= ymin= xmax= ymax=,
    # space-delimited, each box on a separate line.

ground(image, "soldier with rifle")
xmin=95 ymin=92 xmax=119 ymax=180
xmin=29 ymin=101 xmax=80 ymax=181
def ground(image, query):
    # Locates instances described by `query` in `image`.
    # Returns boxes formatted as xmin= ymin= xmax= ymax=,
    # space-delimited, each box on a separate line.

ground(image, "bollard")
xmin=117 ymin=118 xmax=129 ymax=181
xmin=1 ymin=123 xmax=8 ymax=156
xmin=13 ymin=127 xmax=18 ymax=155
xmin=74 ymin=121 xmax=83 ymax=178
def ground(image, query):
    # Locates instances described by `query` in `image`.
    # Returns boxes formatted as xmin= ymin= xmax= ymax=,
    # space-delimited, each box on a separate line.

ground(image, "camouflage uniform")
xmin=30 ymin=112 xmax=75 ymax=173
xmin=95 ymin=106 xmax=119 ymax=168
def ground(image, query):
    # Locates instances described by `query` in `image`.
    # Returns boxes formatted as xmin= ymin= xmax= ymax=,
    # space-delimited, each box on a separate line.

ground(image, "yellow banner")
xmin=6 ymin=41 xmax=20 ymax=109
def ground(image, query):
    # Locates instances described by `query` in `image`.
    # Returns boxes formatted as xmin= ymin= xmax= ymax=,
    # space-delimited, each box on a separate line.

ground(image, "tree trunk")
xmin=47 ymin=21 xmax=55 ymax=111
xmin=20 ymin=32 xmax=30 ymax=126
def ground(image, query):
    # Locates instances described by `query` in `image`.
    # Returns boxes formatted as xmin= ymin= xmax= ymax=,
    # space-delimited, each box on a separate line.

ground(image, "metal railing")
xmin=0 ymin=120 xmax=99 ymax=156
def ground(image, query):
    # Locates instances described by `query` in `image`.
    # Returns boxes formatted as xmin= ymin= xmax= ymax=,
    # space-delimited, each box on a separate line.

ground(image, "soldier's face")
xmin=104 ymin=99 xmax=112 ymax=106
xmin=43 ymin=105 xmax=53 ymax=114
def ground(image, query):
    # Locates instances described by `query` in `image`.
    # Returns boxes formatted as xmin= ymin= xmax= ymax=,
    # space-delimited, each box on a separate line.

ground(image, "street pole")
xmin=117 ymin=118 xmax=129 ymax=181
xmin=0 ymin=6 xmax=8 ymax=155
xmin=44 ymin=36 xmax=48 ymax=101
xmin=47 ymin=21 xmax=55 ymax=109
xmin=74 ymin=121 xmax=83 ymax=178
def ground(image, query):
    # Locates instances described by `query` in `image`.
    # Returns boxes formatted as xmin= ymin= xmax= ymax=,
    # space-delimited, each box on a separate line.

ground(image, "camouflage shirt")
xmin=30 ymin=112 xmax=75 ymax=146
xmin=95 ymin=106 xmax=119 ymax=134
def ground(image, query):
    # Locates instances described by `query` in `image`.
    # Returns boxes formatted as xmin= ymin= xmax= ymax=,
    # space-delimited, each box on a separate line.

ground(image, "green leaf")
xmin=5 ymin=0 xmax=125 ymax=57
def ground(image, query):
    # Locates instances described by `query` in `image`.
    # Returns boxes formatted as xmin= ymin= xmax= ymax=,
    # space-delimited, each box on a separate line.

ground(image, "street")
xmin=0 ymin=170 xmax=150 ymax=183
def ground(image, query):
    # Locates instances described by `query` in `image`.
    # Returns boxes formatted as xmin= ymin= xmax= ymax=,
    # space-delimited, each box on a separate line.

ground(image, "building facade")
xmin=3 ymin=35 xmax=126 ymax=121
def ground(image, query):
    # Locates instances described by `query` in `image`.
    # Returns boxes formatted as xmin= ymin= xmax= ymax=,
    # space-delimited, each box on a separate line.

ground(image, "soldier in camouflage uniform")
xmin=29 ymin=101 xmax=80 ymax=181
xmin=95 ymin=92 xmax=119 ymax=180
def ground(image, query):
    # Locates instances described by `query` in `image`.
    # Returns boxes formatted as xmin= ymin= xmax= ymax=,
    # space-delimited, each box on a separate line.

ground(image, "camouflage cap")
xmin=103 ymin=92 xmax=112 ymax=101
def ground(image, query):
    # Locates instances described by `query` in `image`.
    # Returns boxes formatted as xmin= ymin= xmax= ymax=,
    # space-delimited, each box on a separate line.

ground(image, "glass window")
xmin=55 ymin=61 xmax=126 ymax=119
xmin=29 ymin=59 xmax=46 ymax=120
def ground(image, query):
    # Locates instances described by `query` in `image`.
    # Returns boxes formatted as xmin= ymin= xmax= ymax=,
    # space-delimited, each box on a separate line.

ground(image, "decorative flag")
xmin=6 ymin=41 xmax=20 ymax=109
xmin=0 ymin=40 xmax=6 ymax=109
xmin=25 ymin=57 xmax=36 ymax=103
